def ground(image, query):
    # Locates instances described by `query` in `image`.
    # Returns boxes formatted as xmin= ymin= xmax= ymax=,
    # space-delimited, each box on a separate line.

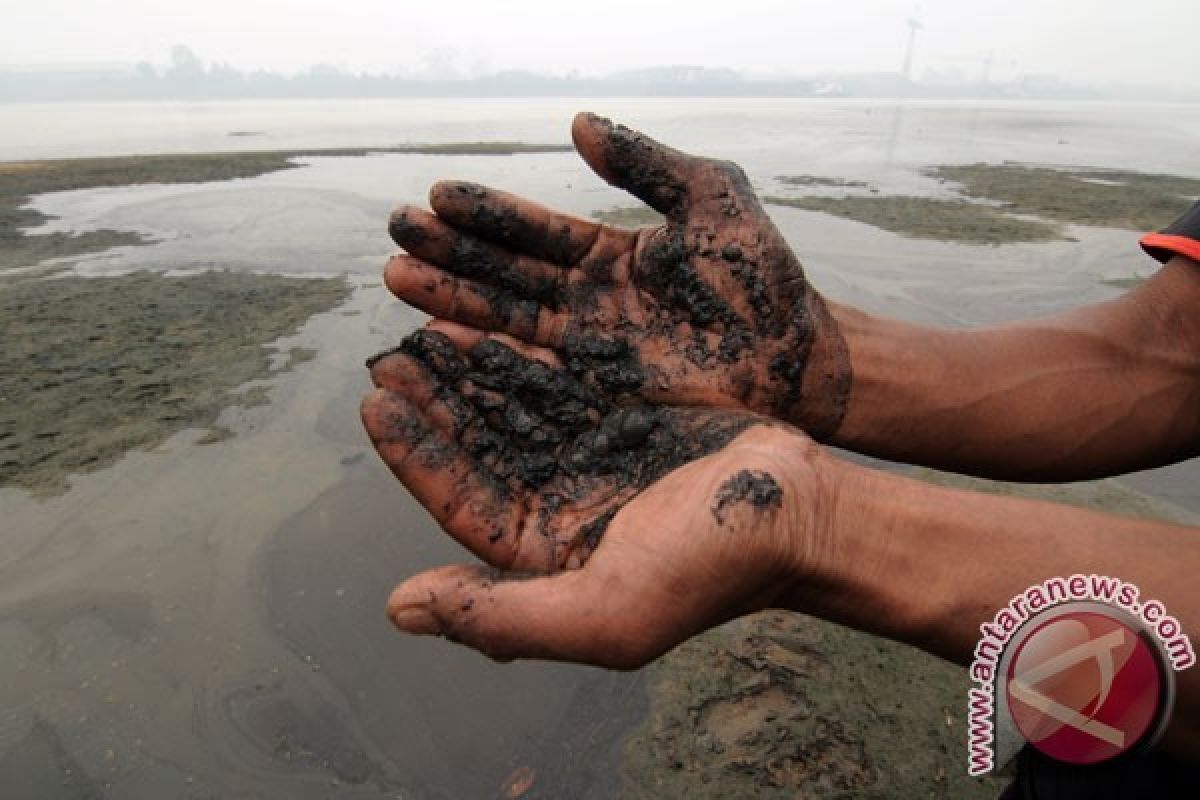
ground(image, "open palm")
xmin=360 ymin=321 xmax=819 ymax=666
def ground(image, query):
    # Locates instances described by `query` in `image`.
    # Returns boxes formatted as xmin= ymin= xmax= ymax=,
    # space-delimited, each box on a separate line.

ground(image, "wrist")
xmin=777 ymin=454 xmax=954 ymax=653
xmin=785 ymin=292 xmax=853 ymax=442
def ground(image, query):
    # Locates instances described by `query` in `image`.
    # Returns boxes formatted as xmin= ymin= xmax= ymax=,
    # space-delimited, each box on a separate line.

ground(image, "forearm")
xmin=790 ymin=448 xmax=1200 ymax=757
xmin=823 ymin=256 xmax=1200 ymax=480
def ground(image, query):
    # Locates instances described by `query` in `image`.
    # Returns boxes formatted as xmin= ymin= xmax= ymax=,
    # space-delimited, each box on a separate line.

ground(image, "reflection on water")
xmin=2 ymin=99 xmax=1198 ymax=797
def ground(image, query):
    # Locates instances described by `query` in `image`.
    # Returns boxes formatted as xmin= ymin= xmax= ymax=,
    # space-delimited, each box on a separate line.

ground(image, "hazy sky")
xmin=4 ymin=0 xmax=1198 ymax=88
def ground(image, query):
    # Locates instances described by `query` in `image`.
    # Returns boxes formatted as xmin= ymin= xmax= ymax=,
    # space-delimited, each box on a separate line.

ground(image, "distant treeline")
xmin=6 ymin=46 xmax=1189 ymax=102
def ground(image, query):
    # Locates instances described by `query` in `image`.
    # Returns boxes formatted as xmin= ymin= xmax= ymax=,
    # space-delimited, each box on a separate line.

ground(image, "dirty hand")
xmin=385 ymin=112 xmax=852 ymax=441
xmin=360 ymin=321 xmax=828 ymax=666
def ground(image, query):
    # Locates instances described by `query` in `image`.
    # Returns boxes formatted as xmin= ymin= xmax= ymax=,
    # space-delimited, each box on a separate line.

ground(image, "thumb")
xmin=387 ymin=563 xmax=666 ymax=669
xmin=571 ymin=111 xmax=696 ymax=218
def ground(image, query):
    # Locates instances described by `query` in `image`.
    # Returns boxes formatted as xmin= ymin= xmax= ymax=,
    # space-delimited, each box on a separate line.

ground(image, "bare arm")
xmin=830 ymin=254 xmax=1200 ymax=480
xmin=362 ymin=355 xmax=1200 ymax=759
xmin=803 ymin=445 xmax=1200 ymax=758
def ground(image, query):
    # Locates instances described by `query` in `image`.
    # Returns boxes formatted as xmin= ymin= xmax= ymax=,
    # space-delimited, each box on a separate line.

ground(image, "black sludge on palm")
xmin=380 ymin=328 xmax=761 ymax=554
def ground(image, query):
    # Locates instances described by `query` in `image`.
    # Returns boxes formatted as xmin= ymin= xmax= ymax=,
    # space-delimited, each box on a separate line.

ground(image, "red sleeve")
xmin=1140 ymin=201 xmax=1200 ymax=264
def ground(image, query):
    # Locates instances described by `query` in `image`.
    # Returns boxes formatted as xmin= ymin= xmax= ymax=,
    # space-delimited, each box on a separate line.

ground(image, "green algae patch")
xmin=777 ymin=174 xmax=873 ymax=190
xmin=768 ymin=164 xmax=1198 ymax=244
xmin=0 ymin=271 xmax=350 ymax=496
xmin=765 ymin=194 xmax=1062 ymax=244
xmin=591 ymin=205 xmax=665 ymax=228
xmin=926 ymin=164 xmax=1200 ymax=232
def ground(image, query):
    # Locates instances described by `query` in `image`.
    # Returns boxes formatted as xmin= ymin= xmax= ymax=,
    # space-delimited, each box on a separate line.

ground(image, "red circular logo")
xmin=1005 ymin=610 xmax=1164 ymax=764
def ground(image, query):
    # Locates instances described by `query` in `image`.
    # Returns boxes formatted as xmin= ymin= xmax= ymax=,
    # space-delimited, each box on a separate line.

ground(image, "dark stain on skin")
xmin=561 ymin=332 xmax=646 ymax=399
xmin=711 ymin=469 xmax=783 ymax=525
xmin=638 ymin=228 xmax=742 ymax=330
xmin=448 ymin=235 xmax=558 ymax=303
xmin=387 ymin=114 xmax=853 ymax=443
xmin=388 ymin=209 xmax=429 ymax=249
xmin=446 ymin=182 xmax=581 ymax=266
xmin=599 ymin=117 xmax=690 ymax=220
xmin=369 ymin=329 xmax=761 ymax=566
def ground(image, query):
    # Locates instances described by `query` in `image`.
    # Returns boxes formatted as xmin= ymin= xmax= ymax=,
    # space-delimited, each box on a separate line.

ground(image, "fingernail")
xmin=389 ymin=604 xmax=441 ymax=636
xmin=365 ymin=345 xmax=403 ymax=370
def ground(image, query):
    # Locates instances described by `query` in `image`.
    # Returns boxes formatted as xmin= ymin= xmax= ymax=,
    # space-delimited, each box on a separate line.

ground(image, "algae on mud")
xmin=927 ymin=164 xmax=1200 ymax=231
xmin=0 ymin=142 xmax=572 ymax=271
xmin=0 ymin=271 xmax=350 ymax=496
xmin=776 ymin=174 xmax=874 ymax=190
xmin=767 ymin=163 xmax=1199 ymax=245
xmin=591 ymin=205 xmax=665 ymax=228
xmin=764 ymin=195 xmax=1062 ymax=245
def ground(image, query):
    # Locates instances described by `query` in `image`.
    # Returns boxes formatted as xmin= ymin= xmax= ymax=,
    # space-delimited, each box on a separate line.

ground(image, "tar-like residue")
xmin=710 ymin=469 xmax=783 ymax=525
xmin=372 ymin=329 xmax=759 ymax=565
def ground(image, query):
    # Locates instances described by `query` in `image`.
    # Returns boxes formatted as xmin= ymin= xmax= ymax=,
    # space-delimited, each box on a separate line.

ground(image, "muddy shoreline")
xmin=4 ymin=141 xmax=1197 ymax=798
xmin=0 ymin=271 xmax=349 ymax=495
xmin=1 ymin=142 xmax=571 ymax=271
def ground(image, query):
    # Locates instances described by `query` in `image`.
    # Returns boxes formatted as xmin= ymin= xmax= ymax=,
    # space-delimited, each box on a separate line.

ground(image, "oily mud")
xmin=369 ymin=329 xmax=760 ymax=564
xmin=710 ymin=469 xmax=783 ymax=525
xmin=0 ymin=271 xmax=349 ymax=496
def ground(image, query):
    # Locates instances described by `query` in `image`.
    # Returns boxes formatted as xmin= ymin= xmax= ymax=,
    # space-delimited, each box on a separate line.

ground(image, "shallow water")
xmin=2 ymin=98 xmax=1199 ymax=797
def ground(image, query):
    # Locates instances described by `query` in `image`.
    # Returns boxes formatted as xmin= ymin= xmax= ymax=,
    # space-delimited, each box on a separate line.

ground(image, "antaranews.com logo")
xmin=966 ymin=575 xmax=1195 ymax=775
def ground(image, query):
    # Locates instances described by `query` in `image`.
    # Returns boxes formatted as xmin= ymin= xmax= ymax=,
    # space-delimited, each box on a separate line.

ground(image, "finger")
xmin=384 ymin=254 xmax=569 ymax=344
xmin=571 ymin=112 xmax=697 ymax=218
xmin=387 ymin=564 xmax=670 ymax=668
xmin=360 ymin=387 xmax=523 ymax=562
xmin=389 ymin=206 xmax=563 ymax=301
xmin=429 ymin=181 xmax=607 ymax=266
xmin=424 ymin=319 xmax=565 ymax=369
xmin=400 ymin=325 xmax=609 ymax=443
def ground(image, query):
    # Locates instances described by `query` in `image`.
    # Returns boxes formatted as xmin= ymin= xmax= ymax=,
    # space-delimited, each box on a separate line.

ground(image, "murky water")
xmin=2 ymin=99 xmax=1199 ymax=798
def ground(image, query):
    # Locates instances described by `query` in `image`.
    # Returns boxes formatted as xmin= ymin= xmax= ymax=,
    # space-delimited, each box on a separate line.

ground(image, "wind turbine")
xmin=902 ymin=14 xmax=923 ymax=81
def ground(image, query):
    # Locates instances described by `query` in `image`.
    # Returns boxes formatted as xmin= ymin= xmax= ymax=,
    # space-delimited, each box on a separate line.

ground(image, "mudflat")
xmin=0 ymin=271 xmax=349 ymax=495
xmin=765 ymin=164 xmax=1200 ymax=245
xmin=0 ymin=142 xmax=571 ymax=270
xmin=3 ymin=126 xmax=1198 ymax=797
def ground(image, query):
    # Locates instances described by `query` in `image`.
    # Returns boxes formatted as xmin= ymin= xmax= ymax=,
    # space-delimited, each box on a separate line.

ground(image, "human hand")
xmin=385 ymin=113 xmax=851 ymax=440
xmin=360 ymin=321 xmax=828 ymax=666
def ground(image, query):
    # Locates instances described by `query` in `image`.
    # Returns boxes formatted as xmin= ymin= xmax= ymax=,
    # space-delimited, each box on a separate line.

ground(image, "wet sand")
xmin=2 ymin=117 xmax=1198 ymax=798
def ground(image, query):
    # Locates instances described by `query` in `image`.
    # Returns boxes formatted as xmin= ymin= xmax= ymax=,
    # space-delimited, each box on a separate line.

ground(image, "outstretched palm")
xmin=385 ymin=113 xmax=851 ymax=440
xmin=361 ymin=321 xmax=818 ymax=666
